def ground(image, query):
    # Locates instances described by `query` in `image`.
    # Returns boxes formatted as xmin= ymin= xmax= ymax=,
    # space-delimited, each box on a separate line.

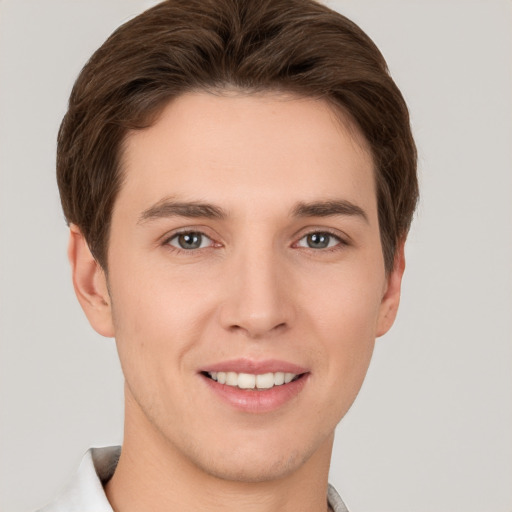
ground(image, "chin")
xmin=178 ymin=424 xmax=335 ymax=484
xmin=191 ymin=446 xmax=309 ymax=483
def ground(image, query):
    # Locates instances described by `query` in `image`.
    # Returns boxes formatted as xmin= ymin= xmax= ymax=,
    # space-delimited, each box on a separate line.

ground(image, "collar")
xmin=38 ymin=446 xmax=119 ymax=512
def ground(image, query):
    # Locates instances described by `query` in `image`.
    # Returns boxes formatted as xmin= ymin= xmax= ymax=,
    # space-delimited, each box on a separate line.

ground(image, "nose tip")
xmin=218 ymin=255 xmax=294 ymax=339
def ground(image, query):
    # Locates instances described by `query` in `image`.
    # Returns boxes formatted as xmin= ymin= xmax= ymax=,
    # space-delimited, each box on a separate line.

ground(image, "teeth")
xmin=207 ymin=371 xmax=299 ymax=390
xmin=274 ymin=372 xmax=285 ymax=386
xmin=238 ymin=373 xmax=256 ymax=389
xmin=226 ymin=372 xmax=238 ymax=386
xmin=256 ymin=373 xmax=274 ymax=389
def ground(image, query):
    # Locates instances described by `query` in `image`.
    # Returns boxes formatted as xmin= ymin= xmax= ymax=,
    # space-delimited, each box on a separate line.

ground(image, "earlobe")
xmin=376 ymin=241 xmax=406 ymax=338
xmin=68 ymin=225 xmax=115 ymax=338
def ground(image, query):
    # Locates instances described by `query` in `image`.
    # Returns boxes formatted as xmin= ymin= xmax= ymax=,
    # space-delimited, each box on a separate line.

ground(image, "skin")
xmin=68 ymin=92 xmax=405 ymax=512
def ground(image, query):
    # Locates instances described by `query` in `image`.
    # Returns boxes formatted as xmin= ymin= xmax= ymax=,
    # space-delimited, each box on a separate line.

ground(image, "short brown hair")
xmin=57 ymin=0 xmax=418 ymax=272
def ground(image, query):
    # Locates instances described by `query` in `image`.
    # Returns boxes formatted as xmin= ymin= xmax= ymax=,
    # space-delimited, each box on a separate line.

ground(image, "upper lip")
xmin=201 ymin=358 xmax=308 ymax=375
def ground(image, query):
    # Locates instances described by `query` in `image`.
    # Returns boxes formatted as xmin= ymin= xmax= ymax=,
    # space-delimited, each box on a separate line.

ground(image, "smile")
xmin=205 ymin=371 xmax=299 ymax=390
xmin=200 ymin=359 xmax=309 ymax=412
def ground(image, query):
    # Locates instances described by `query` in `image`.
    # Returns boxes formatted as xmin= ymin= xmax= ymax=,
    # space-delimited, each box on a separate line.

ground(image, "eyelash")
xmin=295 ymin=230 xmax=347 ymax=251
xmin=164 ymin=230 xmax=217 ymax=252
xmin=162 ymin=229 xmax=348 ymax=254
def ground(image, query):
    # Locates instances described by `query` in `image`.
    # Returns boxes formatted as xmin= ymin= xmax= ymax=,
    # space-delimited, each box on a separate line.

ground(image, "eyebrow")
xmin=291 ymin=200 xmax=368 ymax=223
xmin=138 ymin=199 xmax=226 ymax=223
xmin=138 ymin=198 xmax=368 ymax=224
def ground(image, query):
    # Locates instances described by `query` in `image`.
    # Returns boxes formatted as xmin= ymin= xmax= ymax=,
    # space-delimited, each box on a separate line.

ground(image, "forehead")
xmin=117 ymin=91 xmax=376 ymax=218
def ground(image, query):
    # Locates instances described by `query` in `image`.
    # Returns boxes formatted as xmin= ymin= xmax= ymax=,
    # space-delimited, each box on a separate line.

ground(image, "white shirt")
xmin=38 ymin=446 xmax=349 ymax=512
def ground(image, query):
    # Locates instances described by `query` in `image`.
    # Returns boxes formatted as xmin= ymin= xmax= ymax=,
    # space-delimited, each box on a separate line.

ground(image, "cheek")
xmin=304 ymin=267 xmax=383 ymax=400
xmin=108 ymin=260 xmax=219 ymax=371
xmin=108 ymin=273 xmax=208 ymax=425
xmin=305 ymin=262 xmax=384 ymax=340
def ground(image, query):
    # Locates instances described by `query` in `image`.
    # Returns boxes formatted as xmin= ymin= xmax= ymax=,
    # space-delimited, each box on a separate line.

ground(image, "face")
xmin=73 ymin=92 xmax=403 ymax=483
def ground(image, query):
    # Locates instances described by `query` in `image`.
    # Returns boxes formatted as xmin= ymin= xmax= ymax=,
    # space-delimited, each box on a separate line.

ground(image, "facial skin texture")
xmin=69 ymin=92 xmax=404 ymax=512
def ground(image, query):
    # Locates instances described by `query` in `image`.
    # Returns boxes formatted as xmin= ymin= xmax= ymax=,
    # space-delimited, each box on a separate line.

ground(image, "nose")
xmin=218 ymin=244 xmax=295 ymax=339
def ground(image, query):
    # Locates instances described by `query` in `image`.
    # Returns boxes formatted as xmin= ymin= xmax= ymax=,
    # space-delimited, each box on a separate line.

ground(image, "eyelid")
xmin=292 ymin=227 xmax=350 ymax=247
xmin=168 ymin=232 xmax=213 ymax=249
xmin=158 ymin=225 xmax=350 ymax=253
xmin=292 ymin=227 xmax=352 ymax=256
xmin=161 ymin=227 xmax=221 ymax=252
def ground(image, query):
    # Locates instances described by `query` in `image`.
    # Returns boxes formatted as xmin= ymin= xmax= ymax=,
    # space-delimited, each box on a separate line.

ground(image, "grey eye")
xmin=169 ymin=232 xmax=212 ymax=250
xmin=297 ymin=232 xmax=340 ymax=249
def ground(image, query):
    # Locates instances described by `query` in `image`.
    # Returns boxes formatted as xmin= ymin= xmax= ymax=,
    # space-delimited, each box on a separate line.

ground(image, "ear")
xmin=376 ymin=240 xmax=406 ymax=338
xmin=68 ymin=224 xmax=115 ymax=338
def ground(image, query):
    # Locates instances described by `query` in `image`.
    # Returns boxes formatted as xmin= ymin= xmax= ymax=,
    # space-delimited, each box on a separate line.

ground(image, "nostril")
xmin=227 ymin=321 xmax=289 ymax=338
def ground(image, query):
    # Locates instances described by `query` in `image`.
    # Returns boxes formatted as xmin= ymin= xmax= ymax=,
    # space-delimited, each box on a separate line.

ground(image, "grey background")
xmin=1 ymin=1 xmax=511 ymax=511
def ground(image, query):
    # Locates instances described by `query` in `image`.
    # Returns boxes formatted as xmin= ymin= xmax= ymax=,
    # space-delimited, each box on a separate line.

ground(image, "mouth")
xmin=201 ymin=371 xmax=304 ymax=390
xmin=199 ymin=359 xmax=310 ymax=412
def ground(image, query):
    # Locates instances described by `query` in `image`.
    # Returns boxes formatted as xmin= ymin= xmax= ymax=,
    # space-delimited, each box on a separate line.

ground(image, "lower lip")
xmin=201 ymin=374 xmax=309 ymax=413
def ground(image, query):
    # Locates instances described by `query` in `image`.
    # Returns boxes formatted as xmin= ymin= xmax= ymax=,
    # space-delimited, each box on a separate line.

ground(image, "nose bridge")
xmin=220 ymin=234 xmax=292 ymax=337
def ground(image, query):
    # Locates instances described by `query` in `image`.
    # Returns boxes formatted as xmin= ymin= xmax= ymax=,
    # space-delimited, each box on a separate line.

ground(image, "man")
xmin=41 ymin=0 xmax=418 ymax=510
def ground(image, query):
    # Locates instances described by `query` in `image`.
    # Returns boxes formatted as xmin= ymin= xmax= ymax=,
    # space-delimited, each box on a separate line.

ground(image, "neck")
xmin=105 ymin=388 xmax=334 ymax=512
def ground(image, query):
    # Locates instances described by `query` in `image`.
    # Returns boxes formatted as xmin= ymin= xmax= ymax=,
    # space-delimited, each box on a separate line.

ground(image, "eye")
xmin=167 ymin=231 xmax=213 ymax=250
xmin=296 ymin=232 xmax=342 ymax=249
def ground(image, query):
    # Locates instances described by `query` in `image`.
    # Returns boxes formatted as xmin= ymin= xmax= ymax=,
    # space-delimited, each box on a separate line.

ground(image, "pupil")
xmin=308 ymin=233 xmax=329 ymax=248
xmin=179 ymin=233 xmax=201 ymax=249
